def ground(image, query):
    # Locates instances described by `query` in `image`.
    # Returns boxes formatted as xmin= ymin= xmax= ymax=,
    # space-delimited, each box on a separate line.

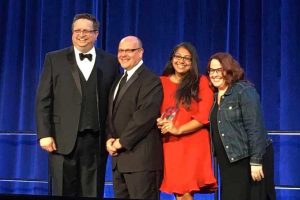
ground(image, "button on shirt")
xmin=74 ymin=47 xmax=96 ymax=81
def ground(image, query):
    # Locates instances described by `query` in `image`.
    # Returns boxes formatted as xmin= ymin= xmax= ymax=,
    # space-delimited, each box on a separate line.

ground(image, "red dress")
xmin=159 ymin=75 xmax=217 ymax=194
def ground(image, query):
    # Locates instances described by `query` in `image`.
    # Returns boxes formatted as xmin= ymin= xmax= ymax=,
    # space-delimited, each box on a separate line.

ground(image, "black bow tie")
xmin=79 ymin=53 xmax=92 ymax=61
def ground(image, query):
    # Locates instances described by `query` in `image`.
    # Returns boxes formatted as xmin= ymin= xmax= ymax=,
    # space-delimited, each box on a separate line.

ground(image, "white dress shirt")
xmin=74 ymin=47 xmax=96 ymax=81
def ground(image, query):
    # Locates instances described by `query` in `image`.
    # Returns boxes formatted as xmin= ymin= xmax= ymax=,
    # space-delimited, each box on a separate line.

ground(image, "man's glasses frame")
xmin=73 ymin=29 xmax=97 ymax=35
xmin=118 ymin=48 xmax=141 ymax=54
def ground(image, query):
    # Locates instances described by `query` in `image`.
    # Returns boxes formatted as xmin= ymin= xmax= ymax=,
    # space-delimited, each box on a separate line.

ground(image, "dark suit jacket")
xmin=106 ymin=64 xmax=163 ymax=173
xmin=35 ymin=47 xmax=119 ymax=155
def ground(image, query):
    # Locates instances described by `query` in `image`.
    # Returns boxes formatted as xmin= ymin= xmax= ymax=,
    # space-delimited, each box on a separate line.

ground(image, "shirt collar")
xmin=124 ymin=60 xmax=143 ymax=78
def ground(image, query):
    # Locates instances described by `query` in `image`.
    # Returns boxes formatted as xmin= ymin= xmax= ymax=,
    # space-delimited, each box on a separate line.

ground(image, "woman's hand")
xmin=251 ymin=165 xmax=264 ymax=181
xmin=157 ymin=117 xmax=165 ymax=129
xmin=160 ymin=120 xmax=180 ymax=135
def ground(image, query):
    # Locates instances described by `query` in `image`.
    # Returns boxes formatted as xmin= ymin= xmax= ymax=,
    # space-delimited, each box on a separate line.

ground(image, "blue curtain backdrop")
xmin=1 ymin=0 xmax=299 ymax=131
xmin=0 ymin=0 xmax=300 ymax=198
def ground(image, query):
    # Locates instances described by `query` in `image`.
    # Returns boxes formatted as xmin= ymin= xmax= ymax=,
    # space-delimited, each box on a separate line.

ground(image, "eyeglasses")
xmin=173 ymin=54 xmax=192 ymax=62
xmin=118 ymin=48 xmax=141 ymax=54
xmin=208 ymin=67 xmax=223 ymax=75
xmin=73 ymin=29 xmax=97 ymax=35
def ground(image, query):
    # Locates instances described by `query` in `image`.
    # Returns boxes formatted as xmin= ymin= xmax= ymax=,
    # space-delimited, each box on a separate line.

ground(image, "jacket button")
xmin=231 ymin=158 xmax=234 ymax=161
xmin=221 ymin=133 xmax=225 ymax=137
xmin=218 ymin=120 xmax=221 ymax=123
xmin=226 ymin=145 xmax=229 ymax=149
xmin=229 ymin=106 xmax=232 ymax=110
xmin=222 ymin=96 xmax=224 ymax=99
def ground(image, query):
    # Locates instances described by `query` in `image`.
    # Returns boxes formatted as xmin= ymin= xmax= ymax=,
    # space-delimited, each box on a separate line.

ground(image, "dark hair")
xmin=72 ymin=13 xmax=99 ymax=31
xmin=162 ymin=42 xmax=200 ymax=108
xmin=207 ymin=52 xmax=244 ymax=86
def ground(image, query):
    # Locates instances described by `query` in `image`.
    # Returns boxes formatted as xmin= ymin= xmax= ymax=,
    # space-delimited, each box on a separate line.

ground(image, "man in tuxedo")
xmin=35 ymin=13 xmax=119 ymax=197
xmin=106 ymin=36 xmax=163 ymax=199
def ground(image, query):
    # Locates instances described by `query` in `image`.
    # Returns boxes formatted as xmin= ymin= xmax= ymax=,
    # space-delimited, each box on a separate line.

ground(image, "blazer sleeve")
xmin=239 ymin=86 xmax=267 ymax=164
xmin=119 ymin=75 xmax=163 ymax=150
xmin=35 ymin=54 xmax=53 ymax=139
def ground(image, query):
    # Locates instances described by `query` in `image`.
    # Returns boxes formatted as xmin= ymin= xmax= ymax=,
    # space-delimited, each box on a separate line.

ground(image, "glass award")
xmin=161 ymin=106 xmax=178 ymax=121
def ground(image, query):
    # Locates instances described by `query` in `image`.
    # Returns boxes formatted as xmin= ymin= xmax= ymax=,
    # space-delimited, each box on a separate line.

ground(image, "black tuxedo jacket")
xmin=106 ymin=64 xmax=163 ymax=173
xmin=36 ymin=47 xmax=119 ymax=155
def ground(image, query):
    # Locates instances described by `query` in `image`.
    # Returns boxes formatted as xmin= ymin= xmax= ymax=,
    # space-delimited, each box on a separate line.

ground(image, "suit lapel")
xmin=67 ymin=47 xmax=82 ymax=96
xmin=108 ymin=74 xmax=122 ymax=117
xmin=113 ymin=65 xmax=145 ymax=113
xmin=95 ymin=49 xmax=104 ymax=100
xmin=95 ymin=48 xmax=103 ymax=71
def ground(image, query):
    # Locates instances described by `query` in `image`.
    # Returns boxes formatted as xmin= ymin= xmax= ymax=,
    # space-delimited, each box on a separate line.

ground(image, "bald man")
xmin=106 ymin=36 xmax=163 ymax=199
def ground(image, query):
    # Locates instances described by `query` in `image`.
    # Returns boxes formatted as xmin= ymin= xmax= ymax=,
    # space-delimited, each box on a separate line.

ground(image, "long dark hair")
xmin=162 ymin=42 xmax=200 ymax=108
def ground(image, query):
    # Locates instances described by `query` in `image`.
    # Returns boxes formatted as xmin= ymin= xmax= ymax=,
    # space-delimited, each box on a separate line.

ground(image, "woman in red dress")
xmin=157 ymin=42 xmax=217 ymax=200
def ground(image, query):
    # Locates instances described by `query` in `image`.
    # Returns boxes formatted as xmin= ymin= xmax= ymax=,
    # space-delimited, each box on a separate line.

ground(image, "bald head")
xmin=118 ymin=36 xmax=144 ymax=70
xmin=119 ymin=36 xmax=143 ymax=48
